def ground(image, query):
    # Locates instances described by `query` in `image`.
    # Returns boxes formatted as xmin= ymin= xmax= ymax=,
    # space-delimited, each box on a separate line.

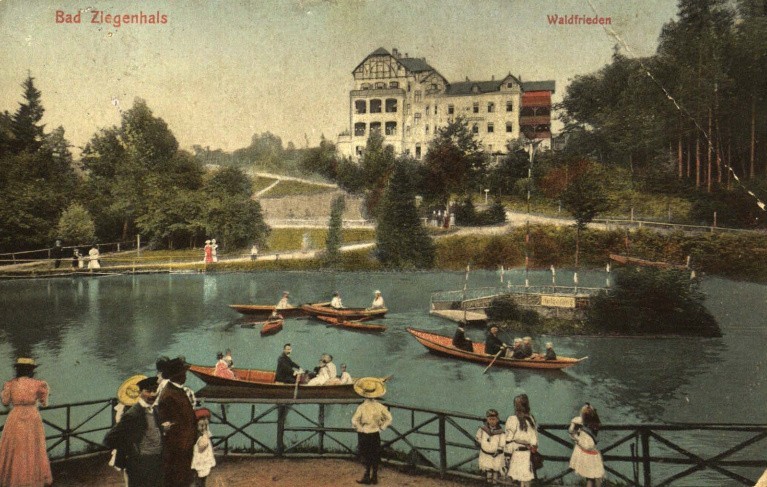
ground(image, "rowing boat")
xmin=316 ymin=315 xmax=387 ymax=333
xmin=407 ymin=327 xmax=586 ymax=370
xmin=188 ymin=364 xmax=389 ymax=399
xmin=228 ymin=304 xmax=306 ymax=318
xmin=260 ymin=319 xmax=284 ymax=336
xmin=609 ymin=254 xmax=687 ymax=270
xmin=301 ymin=303 xmax=387 ymax=320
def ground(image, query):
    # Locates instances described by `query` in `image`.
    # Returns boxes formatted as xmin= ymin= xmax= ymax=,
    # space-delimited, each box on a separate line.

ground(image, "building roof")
xmin=368 ymin=47 xmax=390 ymax=57
xmin=398 ymin=57 xmax=434 ymax=73
xmin=522 ymin=80 xmax=556 ymax=93
xmin=444 ymin=80 xmax=502 ymax=96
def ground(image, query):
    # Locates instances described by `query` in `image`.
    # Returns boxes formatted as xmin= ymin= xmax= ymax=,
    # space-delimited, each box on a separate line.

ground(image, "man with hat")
xmin=368 ymin=290 xmax=385 ymax=310
xmin=156 ymin=357 xmax=196 ymax=487
xmin=275 ymin=291 xmax=291 ymax=310
xmin=485 ymin=325 xmax=507 ymax=356
xmin=275 ymin=344 xmax=303 ymax=384
xmin=104 ymin=376 xmax=164 ymax=487
xmin=351 ymin=378 xmax=392 ymax=485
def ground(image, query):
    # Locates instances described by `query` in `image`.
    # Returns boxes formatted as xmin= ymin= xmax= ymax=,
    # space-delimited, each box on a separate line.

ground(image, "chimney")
xmin=405 ymin=52 xmax=409 ymax=58
xmin=465 ymin=77 xmax=470 ymax=82
xmin=491 ymin=75 xmax=495 ymax=81
xmin=392 ymin=48 xmax=399 ymax=58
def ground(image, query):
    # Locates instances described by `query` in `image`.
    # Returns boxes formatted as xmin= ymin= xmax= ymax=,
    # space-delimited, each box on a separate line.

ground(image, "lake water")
xmin=0 ymin=269 xmax=765 ymax=485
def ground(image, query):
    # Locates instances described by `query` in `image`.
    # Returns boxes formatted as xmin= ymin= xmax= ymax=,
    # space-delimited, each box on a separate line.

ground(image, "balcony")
xmin=351 ymin=88 xmax=405 ymax=97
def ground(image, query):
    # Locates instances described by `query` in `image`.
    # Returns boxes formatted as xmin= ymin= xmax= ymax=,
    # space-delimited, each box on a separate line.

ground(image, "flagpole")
xmin=462 ymin=261 xmax=471 ymax=324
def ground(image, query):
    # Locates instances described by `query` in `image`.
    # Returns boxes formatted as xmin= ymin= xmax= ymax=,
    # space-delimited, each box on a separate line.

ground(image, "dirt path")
xmin=53 ymin=456 xmax=480 ymax=487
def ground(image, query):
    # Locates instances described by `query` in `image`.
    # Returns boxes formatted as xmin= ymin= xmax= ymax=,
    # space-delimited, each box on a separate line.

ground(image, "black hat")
xmin=137 ymin=376 xmax=159 ymax=391
xmin=164 ymin=356 xmax=191 ymax=378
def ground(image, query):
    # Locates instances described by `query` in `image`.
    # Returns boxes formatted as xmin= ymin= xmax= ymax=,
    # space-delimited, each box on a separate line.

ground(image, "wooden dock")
xmin=430 ymin=309 xmax=487 ymax=325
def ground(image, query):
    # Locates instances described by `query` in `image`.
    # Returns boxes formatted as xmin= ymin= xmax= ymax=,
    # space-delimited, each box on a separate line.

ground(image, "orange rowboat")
xmin=301 ymin=303 xmax=387 ymax=320
xmin=407 ymin=327 xmax=587 ymax=370
xmin=260 ymin=319 xmax=284 ymax=336
xmin=229 ymin=304 xmax=306 ymax=318
xmin=316 ymin=315 xmax=387 ymax=333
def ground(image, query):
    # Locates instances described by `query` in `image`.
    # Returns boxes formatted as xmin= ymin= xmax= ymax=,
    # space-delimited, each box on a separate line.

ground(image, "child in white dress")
xmin=475 ymin=409 xmax=505 ymax=484
xmin=504 ymin=394 xmax=538 ymax=487
xmin=569 ymin=403 xmax=604 ymax=487
xmin=191 ymin=408 xmax=216 ymax=486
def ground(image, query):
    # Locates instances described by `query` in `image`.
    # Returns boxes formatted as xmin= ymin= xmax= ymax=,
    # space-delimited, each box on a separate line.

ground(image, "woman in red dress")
xmin=0 ymin=357 xmax=52 ymax=487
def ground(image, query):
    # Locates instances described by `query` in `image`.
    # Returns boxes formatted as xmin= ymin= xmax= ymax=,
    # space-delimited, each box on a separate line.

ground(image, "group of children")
xmin=475 ymin=400 xmax=604 ymax=486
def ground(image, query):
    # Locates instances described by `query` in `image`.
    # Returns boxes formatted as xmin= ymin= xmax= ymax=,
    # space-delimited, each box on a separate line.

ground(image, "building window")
xmin=506 ymin=122 xmax=513 ymax=133
xmin=375 ymin=82 xmax=386 ymax=89
xmin=487 ymin=102 xmax=495 ymax=113
xmin=507 ymin=82 xmax=513 ymax=88
xmin=355 ymin=100 xmax=366 ymax=114
xmin=448 ymin=104 xmax=454 ymax=115
xmin=425 ymin=124 xmax=430 ymax=135
xmin=385 ymin=99 xmax=398 ymax=113
xmin=361 ymin=83 xmax=370 ymax=90
xmin=472 ymin=124 xmax=479 ymax=134
xmin=406 ymin=103 xmax=411 ymax=114
xmin=354 ymin=122 xmax=366 ymax=136
xmin=434 ymin=104 xmax=438 ymax=115
xmin=415 ymin=144 xmax=422 ymax=159
xmin=370 ymin=122 xmax=382 ymax=133
xmin=406 ymin=125 xmax=411 ymax=136
xmin=414 ymin=90 xmax=422 ymax=102
xmin=389 ymin=81 xmax=399 ymax=89
xmin=356 ymin=146 xmax=364 ymax=156
xmin=407 ymin=82 xmax=411 ymax=92
xmin=473 ymin=102 xmax=479 ymax=114
xmin=521 ymin=107 xmax=535 ymax=116
xmin=425 ymin=105 xmax=430 ymax=116
xmin=506 ymin=100 xmax=513 ymax=112
xmin=370 ymin=99 xmax=382 ymax=113
xmin=414 ymin=113 xmax=421 ymax=124
xmin=487 ymin=122 xmax=494 ymax=133
xmin=385 ymin=121 xmax=397 ymax=135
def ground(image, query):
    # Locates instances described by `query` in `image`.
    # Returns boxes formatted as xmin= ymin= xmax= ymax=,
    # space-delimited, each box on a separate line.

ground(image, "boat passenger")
xmin=330 ymin=292 xmax=344 ymax=309
xmin=521 ymin=337 xmax=534 ymax=358
xmin=339 ymin=364 xmax=353 ymax=384
xmin=452 ymin=325 xmax=474 ymax=352
xmin=368 ymin=290 xmax=385 ymax=310
xmin=544 ymin=342 xmax=557 ymax=361
xmin=508 ymin=338 xmax=527 ymax=359
xmin=213 ymin=352 xmax=235 ymax=380
xmin=484 ymin=325 xmax=506 ymax=356
xmin=224 ymin=348 xmax=234 ymax=367
xmin=308 ymin=354 xmax=337 ymax=386
xmin=275 ymin=344 xmax=303 ymax=383
xmin=276 ymin=291 xmax=291 ymax=310
xmin=268 ymin=310 xmax=284 ymax=322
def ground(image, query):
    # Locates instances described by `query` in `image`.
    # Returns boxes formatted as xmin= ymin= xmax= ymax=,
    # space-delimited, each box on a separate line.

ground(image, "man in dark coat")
xmin=275 ymin=344 xmax=303 ymax=383
xmin=103 ymin=376 xmax=164 ymax=487
xmin=452 ymin=325 xmax=474 ymax=352
xmin=156 ymin=357 xmax=196 ymax=487
xmin=484 ymin=325 xmax=506 ymax=356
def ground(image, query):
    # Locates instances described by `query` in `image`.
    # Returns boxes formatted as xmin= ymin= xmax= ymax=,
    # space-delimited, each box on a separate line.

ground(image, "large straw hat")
xmin=14 ymin=357 xmax=38 ymax=368
xmin=117 ymin=374 xmax=147 ymax=406
xmin=353 ymin=377 xmax=386 ymax=399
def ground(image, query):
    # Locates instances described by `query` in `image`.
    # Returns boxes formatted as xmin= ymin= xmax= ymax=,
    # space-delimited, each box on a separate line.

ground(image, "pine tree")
xmin=11 ymin=74 xmax=45 ymax=154
xmin=376 ymin=159 xmax=435 ymax=269
xmin=324 ymin=195 xmax=345 ymax=266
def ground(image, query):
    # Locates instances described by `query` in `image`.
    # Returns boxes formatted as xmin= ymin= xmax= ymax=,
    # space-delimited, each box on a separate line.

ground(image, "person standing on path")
xmin=569 ymin=403 xmax=604 ymax=487
xmin=0 ymin=357 xmax=52 ymax=487
xmin=52 ymin=240 xmax=63 ymax=269
xmin=504 ymin=394 xmax=537 ymax=487
xmin=203 ymin=241 xmax=212 ymax=264
xmin=156 ymin=357 xmax=196 ymax=487
xmin=103 ymin=376 xmax=164 ymax=487
xmin=475 ymin=409 xmax=505 ymax=484
xmin=211 ymin=239 xmax=218 ymax=262
xmin=88 ymin=245 xmax=101 ymax=270
xmin=351 ymin=377 xmax=392 ymax=485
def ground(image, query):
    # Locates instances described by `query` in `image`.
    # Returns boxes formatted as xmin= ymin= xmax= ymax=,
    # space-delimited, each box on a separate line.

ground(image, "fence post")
xmin=277 ymin=405 xmax=287 ymax=457
xmin=65 ymin=404 xmax=71 ymax=459
xmin=640 ymin=427 xmax=651 ymax=487
xmin=319 ymin=404 xmax=325 ymax=455
xmin=438 ymin=414 xmax=447 ymax=475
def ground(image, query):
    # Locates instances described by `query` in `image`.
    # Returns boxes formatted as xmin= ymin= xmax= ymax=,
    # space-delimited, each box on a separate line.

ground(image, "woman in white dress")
xmin=504 ymin=394 xmax=537 ymax=487
xmin=87 ymin=245 xmax=101 ymax=269
xmin=475 ymin=409 xmax=505 ymax=484
xmin=569 ymin=403 xmax=605 ymax=487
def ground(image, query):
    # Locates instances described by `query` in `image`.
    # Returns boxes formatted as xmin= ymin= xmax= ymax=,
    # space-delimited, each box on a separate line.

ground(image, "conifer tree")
xmin=324 ymin=194 xmax=345 ymax=266
xmin=11 ymin=75 xmax=45 ymax=154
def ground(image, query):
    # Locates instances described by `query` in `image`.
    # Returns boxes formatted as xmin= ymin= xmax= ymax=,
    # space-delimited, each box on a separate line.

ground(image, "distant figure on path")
xmin=504 ymin=394 xmax=537 ymax=487
xmin=71 ymin=249 xmax=80 ymax=270
xmin=368 ymin=290 xmax=385 ymax=310
xmin=156 ymin=357 xmax=196 ymax=487
xmin=275 ymin=344 xmax=303 ymax=384
xmin=211 ymin=239 xmax=218 ymax=262
xmin=352 ymin=377 xmax=392 ymax=485
xmin=250 ymin=244 xmax=259 ymax=261
xmin=52 ymin=240 xmax=63 ymax=269
xmin=88 ymin=245 xmax=101 ymax=270
xmin=475 ymin=409 xmax=505 ymax=484
xmin=203 ymin=240 xmax=213 ymax=264
xmin=103 ymin=376 xmax=163 ymax=487
xmin=0 ymin=357 xmax=52 ymax=487
xmin=569 ymin=403 xmax=604 ymax=487
xmin=330 ymin=292 xmax=344 ymax=309
xmin=452 ymin=325 xmax=473 ymax=352
xmin=276 ymin=291 xmax=291 ymax=310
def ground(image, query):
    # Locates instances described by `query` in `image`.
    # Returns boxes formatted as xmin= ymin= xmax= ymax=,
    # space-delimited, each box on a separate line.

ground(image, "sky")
xmin=0 ymin=0 xmax=681 ymax=155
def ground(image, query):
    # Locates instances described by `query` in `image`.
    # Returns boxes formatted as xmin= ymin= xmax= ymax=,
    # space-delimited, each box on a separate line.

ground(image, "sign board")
xmin=540 ymin=295 xmax=576 ymax=308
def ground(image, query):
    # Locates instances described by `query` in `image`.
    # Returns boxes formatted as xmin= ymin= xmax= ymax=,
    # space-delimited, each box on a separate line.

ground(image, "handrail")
xmin=1 ymin=397 xmax=764 ymax=486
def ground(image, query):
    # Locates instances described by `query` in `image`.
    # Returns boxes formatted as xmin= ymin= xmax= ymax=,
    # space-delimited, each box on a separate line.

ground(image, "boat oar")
xmin=293 ymin=373 xmax=301 ymax=399
xmin=482 ymin=348 xmax=505 ymax=374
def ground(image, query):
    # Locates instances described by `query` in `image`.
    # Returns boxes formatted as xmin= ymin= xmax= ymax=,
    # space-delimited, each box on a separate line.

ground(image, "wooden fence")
xmin=1 ymin=398 xmax=764 ymax=486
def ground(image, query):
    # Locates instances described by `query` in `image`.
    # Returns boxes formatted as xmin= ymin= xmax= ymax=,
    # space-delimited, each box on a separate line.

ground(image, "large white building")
xmin=337 ymin=47 xmax=555 ymax=160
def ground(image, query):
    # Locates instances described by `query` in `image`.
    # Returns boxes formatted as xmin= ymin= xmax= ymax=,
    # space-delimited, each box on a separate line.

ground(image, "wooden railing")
xmin=1 ymin=398 xmax=764 ymax=486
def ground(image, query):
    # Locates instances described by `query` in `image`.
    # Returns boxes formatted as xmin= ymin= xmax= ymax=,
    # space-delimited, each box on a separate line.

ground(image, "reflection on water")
xmin=0 ymin=271 xmax=763 ymax=430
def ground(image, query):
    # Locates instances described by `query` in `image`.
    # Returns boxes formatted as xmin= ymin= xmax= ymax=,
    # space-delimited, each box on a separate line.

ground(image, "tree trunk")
xmin=575 ymin=225 xmax=580 ymax=268
xmin=677 ymin=131 xmax=683 ymax=179
xmin=707 ymin=107 xmax=712 ymax=193
xmin=751 ymin=96 xmax=756 ymax=179
xmin=687 ymin=136 xmax=692 ymax=179
xmin=696 ymin=137 xmax=701 ymax=188
xmin=122 ymin=220 xmax=129 ymax=242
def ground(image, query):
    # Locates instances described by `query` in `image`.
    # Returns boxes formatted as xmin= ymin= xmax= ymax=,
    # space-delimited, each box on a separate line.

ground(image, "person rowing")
xmin=484 ymin=325 xmax=507 ymax=356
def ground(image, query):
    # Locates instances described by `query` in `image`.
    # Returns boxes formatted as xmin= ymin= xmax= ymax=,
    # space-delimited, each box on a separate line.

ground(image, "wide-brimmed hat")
xmin=374 ymin=290 xmax=381 ymax=294
xmin=195 ymin=408 xmax=211 ymax=420
xmin=117 ymin=374 xmax=147 ymax=406
xmin=164 ymin=356 xmax=191 ymax=378
xmin=14 ymin=357 xmax=38 ymax=368
xmin=283 ymin=291 xmax=290 ymax=295
xmin=353 ymin=377 xmax=386 ymax=399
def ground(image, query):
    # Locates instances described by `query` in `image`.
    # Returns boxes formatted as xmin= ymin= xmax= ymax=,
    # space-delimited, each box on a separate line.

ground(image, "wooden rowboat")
xmin=228 ymin=304 xmax=306 ymax=318
xmin=316 ymin=315 xmax=387 ymax=333
xmin=188 ymin=364 xmax=389 ymax=399
xmin=407 ymin=327 xmax=586 ymax=370
xmin=301 ymin=303 xmax=387 ymax=320
xmin=609 ymin=254 xmax=687 ymax=270
xmin=260 ymin=319 xmax=284 ymax=336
